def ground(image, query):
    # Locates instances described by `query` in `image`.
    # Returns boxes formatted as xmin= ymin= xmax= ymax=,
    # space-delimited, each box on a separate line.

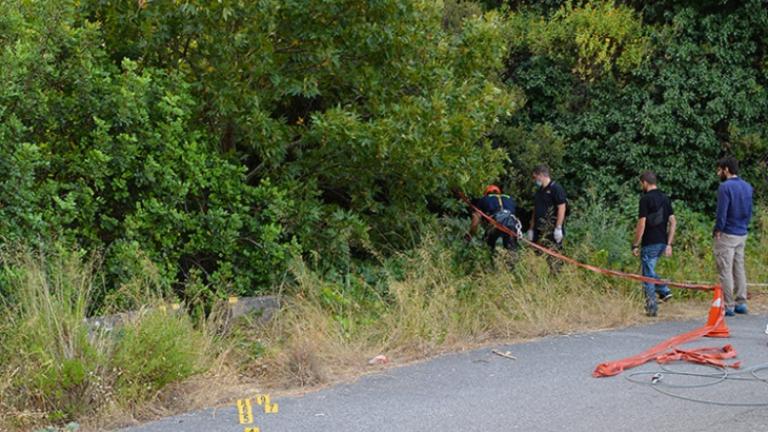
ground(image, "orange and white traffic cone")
xmin=705 ymin=285 xmax=730 ymax=338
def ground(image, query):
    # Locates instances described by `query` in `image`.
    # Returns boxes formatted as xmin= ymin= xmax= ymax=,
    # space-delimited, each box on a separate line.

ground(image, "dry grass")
xmin=88 ymin=280 xmax=761 ymax=431
xmin=5 ymin=220 xmax=768 ymax=431
xmin=234 ymin=244 xmax=718 ymax=396
xmin=0 ymin=251 xmax=217 ymax=432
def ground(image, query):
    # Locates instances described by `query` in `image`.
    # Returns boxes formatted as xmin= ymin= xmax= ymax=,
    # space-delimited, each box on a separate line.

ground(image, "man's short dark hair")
xmin=717 ymin=157 xmax=740 ymax=175
xmin=639 ymin=171 xmax=657 ymax=185
xmin=533 ymin=164 xmax=550 ymax=177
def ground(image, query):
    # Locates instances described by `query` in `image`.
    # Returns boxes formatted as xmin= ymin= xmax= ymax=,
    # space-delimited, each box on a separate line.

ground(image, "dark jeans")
xmin=486 ymin=228 xmax=517 ymax=252
xmin=532 ymin=228 xmax=563 ymax=272
xmin=641 ymin=243 xmax=671 ymax=312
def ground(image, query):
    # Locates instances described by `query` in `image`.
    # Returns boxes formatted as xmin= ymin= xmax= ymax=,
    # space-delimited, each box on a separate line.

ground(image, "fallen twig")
xmin=491 ymin=349 xmax=517 ymax=360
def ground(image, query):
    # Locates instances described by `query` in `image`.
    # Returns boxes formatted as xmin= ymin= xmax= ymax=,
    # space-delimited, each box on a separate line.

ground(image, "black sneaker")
xmin=659 ymin=292 xmax=673 ymax=303
xmin=645 ymin=308 xmax=658 ymax=317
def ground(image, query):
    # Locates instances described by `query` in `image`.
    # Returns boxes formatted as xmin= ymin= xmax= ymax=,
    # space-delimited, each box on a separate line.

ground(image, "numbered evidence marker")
xmin=244 ymin=428 xmax=261 ymax=432
xmin=237 ymin=398 xmax=254 ymax=425
xmin=255 ymin=394 xmax=279 ymax=414
xmin=236 ymin=394 xmax=278 ymax=428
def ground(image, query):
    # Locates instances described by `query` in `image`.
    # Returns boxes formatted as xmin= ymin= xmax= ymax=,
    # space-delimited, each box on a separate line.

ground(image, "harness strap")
xmin=488 ymin=194 xmax=521 ymax=238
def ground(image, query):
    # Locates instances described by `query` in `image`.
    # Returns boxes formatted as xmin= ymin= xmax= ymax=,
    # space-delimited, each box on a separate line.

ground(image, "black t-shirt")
xmin=533 ymin=181 xmax=567 ymax=231
xmin=473 ymin=194 xmax=516 ymax=218
xmin=639 ymin=189 xmax=674 ymax=246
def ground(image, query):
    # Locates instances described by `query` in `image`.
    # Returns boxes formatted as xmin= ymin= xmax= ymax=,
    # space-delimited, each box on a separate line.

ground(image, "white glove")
xmin=526 ymin=229 xmax=534 ymax=241
xmin=554 ymin=227 xmax=564 ymax=243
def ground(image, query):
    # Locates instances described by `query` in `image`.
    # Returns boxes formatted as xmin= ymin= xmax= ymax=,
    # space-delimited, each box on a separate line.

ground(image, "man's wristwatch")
xmin=632 ymin=244 xmax=640 ymax=251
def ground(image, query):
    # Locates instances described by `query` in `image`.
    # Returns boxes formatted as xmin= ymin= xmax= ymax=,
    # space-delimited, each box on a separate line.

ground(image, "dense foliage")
xmin=500 ymin=0 xmax=768 ymax=209
xmin=1 ymin=0 xmax=516 ymax=297
xmin=1 ymin=0 xmax=766 ymax=299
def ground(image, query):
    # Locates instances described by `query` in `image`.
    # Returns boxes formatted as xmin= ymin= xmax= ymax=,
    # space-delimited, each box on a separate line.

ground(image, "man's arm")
xmin=556 ymin=204 xmax=566 ymax=228
xmin=634 ymin=196 xmax=648 ymax=255
xmin=714 ymin=186 xmax=729 ymax=237
xmin=469 ymin=212 xmax=481 ymax=235
xmin=667 ymin=215 xmax=677 ymax=246
xmin=633 ymin=217 xmax=646 ymax=254
xmin=665 ymin=215 xmax=677 ymax=257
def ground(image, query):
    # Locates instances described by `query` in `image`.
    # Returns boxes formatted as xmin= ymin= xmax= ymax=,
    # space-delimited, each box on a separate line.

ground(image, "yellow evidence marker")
xmin=256 ymin=394 xmax=279 ymax=414
xmin=236 ymin=398 xmax=254 ymax=424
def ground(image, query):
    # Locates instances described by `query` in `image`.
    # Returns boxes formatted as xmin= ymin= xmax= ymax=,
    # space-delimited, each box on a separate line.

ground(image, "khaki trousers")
xmin=714 ymin=233 xmax=748 ymax=309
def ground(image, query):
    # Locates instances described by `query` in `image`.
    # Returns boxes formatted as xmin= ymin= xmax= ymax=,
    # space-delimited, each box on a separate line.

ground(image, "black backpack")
xmin=490 ymin=194 xmax=514 ymax=227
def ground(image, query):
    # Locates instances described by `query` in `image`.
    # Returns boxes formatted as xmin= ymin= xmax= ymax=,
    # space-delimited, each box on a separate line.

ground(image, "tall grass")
xmin=0 ymin=251 xmax=106 ymax=426
xmin=245 ymin=241 xmax=662 ymax=389
xmin=0 ymin=250 xmax=214 ymax=431
xmin=1 ymin=206 xmax=766 ymax=429
xmin=241 ymin=205 xmax=768 ymax=390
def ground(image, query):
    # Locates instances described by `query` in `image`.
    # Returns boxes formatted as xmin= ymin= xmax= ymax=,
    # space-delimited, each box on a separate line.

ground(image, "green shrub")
xmin=510 ymin=0 xmax=651 ymax=81
xmin=0 ymin=1 xmax=299 ymax=296
xmin=0 ymin=250 xmax=107 ymax=422
xmin=112 ymin=310 xmax=207 ymax=403
xmin=501 ymin=0 xmax=768 ymax=210
xmin=0 ymin=248 xmax=214 ymax=429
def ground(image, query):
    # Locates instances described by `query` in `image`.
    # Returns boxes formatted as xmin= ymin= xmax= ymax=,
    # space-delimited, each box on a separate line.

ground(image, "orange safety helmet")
xmin=484 ymin=184 xmax=501 ymax=195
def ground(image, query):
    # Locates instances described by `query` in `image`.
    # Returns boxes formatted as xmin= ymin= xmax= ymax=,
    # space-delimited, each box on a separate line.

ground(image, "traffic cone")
xmin=705 ymin=285 xmax=730 ymax=338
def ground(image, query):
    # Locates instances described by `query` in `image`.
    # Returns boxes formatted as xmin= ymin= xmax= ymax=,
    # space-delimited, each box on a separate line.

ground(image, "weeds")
xmin=111 ymin=309 xmax=208 ymax=404
xmin=0 ymin=249 xmax=216 ymax=431
xmin=238 ymin=206 xmax=768 ymax=392
xmin=239 ymin=249 xmax=628 ymax=390
xmin=0 ymin=251 xmax=108 ymax=426
xmin=1 ymin=207 xmax=766 ymax=430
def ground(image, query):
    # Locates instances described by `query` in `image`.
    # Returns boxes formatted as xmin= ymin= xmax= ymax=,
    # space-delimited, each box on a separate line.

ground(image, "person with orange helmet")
xmin=466 ymin=184 xmax=519 ymax=252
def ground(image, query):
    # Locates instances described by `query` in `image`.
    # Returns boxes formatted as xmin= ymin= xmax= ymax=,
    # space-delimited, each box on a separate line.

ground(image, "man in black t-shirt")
xmin=632 ymin=171 xmax=677 ymax=317
xmin=527 ymin=165 xmax=568 ymax=247
xmin=468 ymin=184 xmax=519 ymax=253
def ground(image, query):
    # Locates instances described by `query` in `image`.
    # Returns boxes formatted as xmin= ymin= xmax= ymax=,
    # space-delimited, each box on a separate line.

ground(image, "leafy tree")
xmin=500 ymin=0 xmax=768 ymax=209
xmin=82 ymin=0 xmax=520 ymax=266
xmin=1 ymin=1 xmax=295 ymax=297
xmin=509 ymin=1 xmax=650 ymax=81
xmin=1 ymin=0 xmax=520 ymax=298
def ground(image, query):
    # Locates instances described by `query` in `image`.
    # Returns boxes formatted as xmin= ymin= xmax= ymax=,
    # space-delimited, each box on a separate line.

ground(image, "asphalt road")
xmin=118 ymin=314 xmax=768 ymax=432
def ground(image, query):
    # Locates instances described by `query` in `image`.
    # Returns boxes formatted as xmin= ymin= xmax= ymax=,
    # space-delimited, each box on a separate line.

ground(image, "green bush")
xmin=0 ymin=249 xmax=213 ymax=428
xmin=510 ymin=0 xmax=650 ymax=81
xmin=112 ymin=310 xmax=206 ymax=403
xmin=81 ymin=0 xmax=522 ymax=270
xmin=500 ymin=0 xmax=768 ymax=210
xmin=0 ymin=0 xmax=523 ymax=297
xmin=0 ymin=1 xmax=297 ymax=296
xmin=0 ymin=250 xmax=107 ymax=422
